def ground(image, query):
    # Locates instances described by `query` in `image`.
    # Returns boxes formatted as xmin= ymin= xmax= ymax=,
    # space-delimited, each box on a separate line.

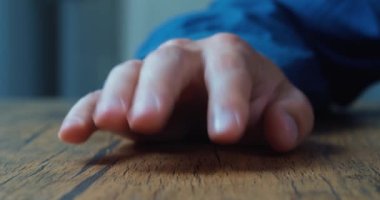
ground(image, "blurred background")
xmin=0 ymin=0 xmax=210 ymax=98
xmin=0 ymin=0 xmax=379 ymax=102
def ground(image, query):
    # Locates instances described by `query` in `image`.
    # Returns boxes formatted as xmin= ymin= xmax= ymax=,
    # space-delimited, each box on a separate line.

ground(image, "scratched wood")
xmin=0 ymin=99 xmax=380 ymax=200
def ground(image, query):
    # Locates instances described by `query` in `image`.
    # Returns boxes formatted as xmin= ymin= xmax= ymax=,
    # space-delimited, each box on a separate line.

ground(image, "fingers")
xmin=58 ymin=91 xmax=100 ymax=144
xmin=93 ymin=60 xmax=142 ymax=132
xmin=264 ymin=82 xmax=314 ymax=152
xmin=200 ymin=34 xmax=314 ymax=150
xmin=58 ymin=34 xmax=315 ymax=152
xmin=128 ymin=43 xmax=201 ymax=133
xmin=202 ymin=34 xmax=253 ymax=144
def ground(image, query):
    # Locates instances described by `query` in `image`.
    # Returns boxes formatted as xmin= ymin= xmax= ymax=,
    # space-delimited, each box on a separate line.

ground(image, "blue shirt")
xmin=136 ymin=0 xmax=380 ymax=110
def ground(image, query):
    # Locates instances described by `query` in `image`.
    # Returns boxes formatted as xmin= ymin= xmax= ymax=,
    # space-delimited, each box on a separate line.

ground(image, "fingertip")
xmin=58 ymin=118 xmax=94 ymax=144
xmin=208 ymin=108 xmax=246 ymax=144
xmin=128 ymin=92 xmax=174 ymax=134
xmin=264 ymin=108 xmax=299 ymax=152
xmin=264 ymin=86 xmax=314 ymax=152
xmin=128 ymin=104 xmax=163 ymax=134
xmin=128 ymin=110 xmax=164 ymax=134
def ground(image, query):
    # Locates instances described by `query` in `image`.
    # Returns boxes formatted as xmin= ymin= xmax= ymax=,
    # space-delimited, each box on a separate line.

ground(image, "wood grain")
xmin=0 ymin=99 xmax=379 ymax=200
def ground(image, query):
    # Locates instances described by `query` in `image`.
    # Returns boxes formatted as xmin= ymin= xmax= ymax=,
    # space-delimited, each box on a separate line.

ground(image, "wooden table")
xmin=0 ymin=99 xmax=380 ymax=200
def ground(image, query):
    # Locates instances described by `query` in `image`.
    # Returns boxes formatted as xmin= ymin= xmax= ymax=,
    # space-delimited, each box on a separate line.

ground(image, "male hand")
xmin=58 ymin=33 xmax=314 ymax=152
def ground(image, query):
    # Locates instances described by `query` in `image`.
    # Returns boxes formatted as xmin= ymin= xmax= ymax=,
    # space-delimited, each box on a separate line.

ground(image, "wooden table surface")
xmin=0 ymin=99 xmax=380 ymax=200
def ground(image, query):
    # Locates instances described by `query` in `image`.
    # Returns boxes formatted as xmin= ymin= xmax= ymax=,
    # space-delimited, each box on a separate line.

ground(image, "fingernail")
xmin=284 ymin=113 xmax=299 ymax=144
xmin=131 ymin=93 xmax=160 ymax=117
xmin=60 ymin=117 xmax=83 ymax=131
xmin=213 ymin=108 xmax=238 ymax=134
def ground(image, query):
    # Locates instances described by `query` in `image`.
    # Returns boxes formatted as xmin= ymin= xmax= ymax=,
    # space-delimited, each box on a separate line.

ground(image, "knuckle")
xmin=211 ymin=33 xmax=252 ymax=52
xmin=124 ymin=59 xmax=143 ymax=67
xmin=85 ymin=90 xmax=101 ymax=100
xmin=161 ymin=38 xmax=192 ymax=47
xmin=110 ymin=64 xmax=125 ymax=75
xmin=212 ymin=33 xmax=243 ymax=44
xmin=150 ymin=45 xmax=188 ymax=62
xmin=214 ymin=53 xmax=246 ymax=71
xmin=108 ymin=64 xmax=127 ymax=78
xmin=111 ymin=60 xmax=142 ymax=74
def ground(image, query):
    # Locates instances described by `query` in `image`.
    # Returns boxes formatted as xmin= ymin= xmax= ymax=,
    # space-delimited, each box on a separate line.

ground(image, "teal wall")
xmin=0 ymin=0 xmax=121 ymax=98
xmin=58 ymin=0 xmax=121 ymax=97
xmin=122 ymin=0 xmax=211 ymax=58
xmin=0 ymin=0 xmax=56 ymax=96
xmin=0 ymin=0 xmax=210 ymax=98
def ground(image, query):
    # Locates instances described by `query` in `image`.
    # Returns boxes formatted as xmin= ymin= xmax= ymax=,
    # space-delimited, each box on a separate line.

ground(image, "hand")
xmin=58 ymin=33 xmax=314 ymax=152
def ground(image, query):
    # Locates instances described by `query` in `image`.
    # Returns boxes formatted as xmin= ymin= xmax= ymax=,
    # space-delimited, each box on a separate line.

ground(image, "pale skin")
xmin=58 ymin=33 xmax=314 ymax=152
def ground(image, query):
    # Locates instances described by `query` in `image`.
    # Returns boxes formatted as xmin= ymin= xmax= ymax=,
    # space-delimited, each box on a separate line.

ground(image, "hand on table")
xmin=58 ymin=33 xmax=314 ymax=152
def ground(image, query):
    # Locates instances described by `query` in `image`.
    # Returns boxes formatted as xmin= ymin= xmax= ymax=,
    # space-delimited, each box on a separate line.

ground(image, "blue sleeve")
xmin=277 ymin=0 xmax=380 ymax=106
xmin=135 ymin=0 xmax=380 ymax=110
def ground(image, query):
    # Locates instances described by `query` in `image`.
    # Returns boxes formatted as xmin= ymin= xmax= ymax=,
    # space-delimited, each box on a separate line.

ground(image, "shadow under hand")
xmin=93 ymin=139 xmax=344 ymax=175
xmin=82 ymin=105 xmax=380 ymax=174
